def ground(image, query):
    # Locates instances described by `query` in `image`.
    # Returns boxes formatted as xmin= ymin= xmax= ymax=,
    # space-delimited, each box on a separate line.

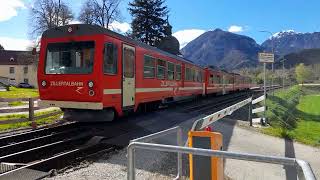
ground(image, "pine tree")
xmin=128 ymin=0 xmax=169 ymax=46
xmin=0 ymin=44 xmax=4 ymax=50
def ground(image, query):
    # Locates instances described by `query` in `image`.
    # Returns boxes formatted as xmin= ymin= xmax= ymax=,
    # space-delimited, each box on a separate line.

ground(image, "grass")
xmin=262 ymin=86 xmax=320 ymax=146
xmin=8 ymin=101 xmax=27 ymax=107
xmin=0 ymin=109 xmax=62 ymax=121
xmin=0 ymin=87 xmax=38 ymax=98
xmin=0 ymin=113 xmax=63 ymax=131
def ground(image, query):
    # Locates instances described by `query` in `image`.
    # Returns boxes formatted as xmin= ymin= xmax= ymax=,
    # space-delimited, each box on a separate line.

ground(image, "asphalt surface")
xmin=213 ymin=119 xmax=320 ymax=180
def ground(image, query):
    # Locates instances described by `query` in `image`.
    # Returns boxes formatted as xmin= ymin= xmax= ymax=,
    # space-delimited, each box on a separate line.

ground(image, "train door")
xmin=122 ymin=44 xmax=135 ymax=108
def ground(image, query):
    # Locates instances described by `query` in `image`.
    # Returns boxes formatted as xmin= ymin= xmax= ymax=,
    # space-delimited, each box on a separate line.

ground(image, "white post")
xmin=263 ymin=63 xmax=267 ymax=125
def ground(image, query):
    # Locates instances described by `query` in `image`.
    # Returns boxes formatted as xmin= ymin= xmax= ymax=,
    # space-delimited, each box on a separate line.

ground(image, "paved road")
xmin=212 ymin=119 xmax=320 ymax=180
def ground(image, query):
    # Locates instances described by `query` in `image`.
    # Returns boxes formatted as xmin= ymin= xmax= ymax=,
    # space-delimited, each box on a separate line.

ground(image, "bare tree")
xmin=29 ymin=0 xmax=74 ymax=37
xmin=78 ymin=0 xmax=121 ymax=28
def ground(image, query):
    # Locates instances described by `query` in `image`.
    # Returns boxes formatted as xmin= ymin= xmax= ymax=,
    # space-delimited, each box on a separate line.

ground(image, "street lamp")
xmin=260 ymin=30 xmax=275 ymax=94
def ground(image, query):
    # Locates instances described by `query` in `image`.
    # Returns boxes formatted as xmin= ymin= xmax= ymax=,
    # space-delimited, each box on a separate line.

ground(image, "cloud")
xmin=0 ymin=0 xmax=25 ymax=22
xmin=0 ymin=37 xmax=32 ymax=50
xmin=173 ymin=29 xmax=206 ymax=48
xmin=228 ymin=25 xmax=244 ymax=33
xmin=69 ymin=20 xmax=82 ymax=25
xmin=109 ymin=21 xmax=131 ymax=34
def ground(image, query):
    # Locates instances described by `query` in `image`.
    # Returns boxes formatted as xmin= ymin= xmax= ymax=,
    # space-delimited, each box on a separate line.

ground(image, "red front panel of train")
xmin=38 ymin=35 xmax=104 ymax=102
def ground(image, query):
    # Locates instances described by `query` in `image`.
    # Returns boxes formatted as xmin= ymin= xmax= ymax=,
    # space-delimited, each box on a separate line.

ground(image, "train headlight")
xmin=41 ymin=80 xmax=47 ymax=87
xmin=88 ymin=81 xmax=94 ymax=88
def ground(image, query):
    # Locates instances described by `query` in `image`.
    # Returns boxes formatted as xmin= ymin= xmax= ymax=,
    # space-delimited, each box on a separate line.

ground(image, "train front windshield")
xmin=45 ymin=41 xmax=95 ymax=74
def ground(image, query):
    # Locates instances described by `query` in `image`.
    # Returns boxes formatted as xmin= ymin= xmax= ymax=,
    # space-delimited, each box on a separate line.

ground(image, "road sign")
xmin=259 ymin=53 xmax=274 ymax=63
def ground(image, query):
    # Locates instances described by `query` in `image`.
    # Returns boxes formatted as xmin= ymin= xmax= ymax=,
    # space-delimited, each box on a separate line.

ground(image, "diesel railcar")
xmin=37 ymin=24 xmax=251 ymax=121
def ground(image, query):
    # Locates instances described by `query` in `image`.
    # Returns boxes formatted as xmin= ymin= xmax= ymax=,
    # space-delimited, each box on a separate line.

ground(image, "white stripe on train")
xmin=103 ymin=87 xmax=204 ymax=95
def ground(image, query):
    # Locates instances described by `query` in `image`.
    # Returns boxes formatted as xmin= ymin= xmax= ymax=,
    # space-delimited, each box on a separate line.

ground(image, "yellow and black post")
xmin=188 ymin=130 xmax=223 ymax=180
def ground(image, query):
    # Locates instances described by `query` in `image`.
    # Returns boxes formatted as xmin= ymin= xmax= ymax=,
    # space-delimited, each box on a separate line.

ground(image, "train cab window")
xmin=104 ymin=43 xmax=118 ymax=74
xmin=176 ymin=64 xmax=181 ymax=80
xmin=167 ymin=62 xmax=175 ymax=80
xmin=157 ymin=59 xmax=166 ymax=79
xmin=45 ymin=41 xmax=95 ymax=74
xmin=143 ymin=55 xmax=155 ymax=78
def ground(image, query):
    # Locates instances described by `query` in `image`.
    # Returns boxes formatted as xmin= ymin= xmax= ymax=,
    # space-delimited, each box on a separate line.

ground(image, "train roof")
xmin=42 ymin=24 xmax=200 ymax=67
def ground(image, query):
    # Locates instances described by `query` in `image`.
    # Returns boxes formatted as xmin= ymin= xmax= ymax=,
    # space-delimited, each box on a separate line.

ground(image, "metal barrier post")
xmin=249 ymin=98 xmax=252 ymax=126
xmin=176 ymin=127 xmax=183 ymax=180
xmin=127 ymin=145 xmax=135 ymax=180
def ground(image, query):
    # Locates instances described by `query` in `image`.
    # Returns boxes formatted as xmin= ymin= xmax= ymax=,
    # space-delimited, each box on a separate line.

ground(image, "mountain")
xmin=181 ymin=29 xmax=262 ymax=70
xmin=261 ymin=30 xmax=320 ymax=56
xmin=283 ymin=48 xmax=320 ymax=68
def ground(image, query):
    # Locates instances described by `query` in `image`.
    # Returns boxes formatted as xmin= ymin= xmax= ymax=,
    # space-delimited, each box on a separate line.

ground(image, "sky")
xmin=0 ymin=0 xmax=320 ymax=50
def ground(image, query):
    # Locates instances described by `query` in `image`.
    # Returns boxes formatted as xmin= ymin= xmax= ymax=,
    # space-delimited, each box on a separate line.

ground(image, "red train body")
xmin=38 ymin=24 xmax=251 ymax=120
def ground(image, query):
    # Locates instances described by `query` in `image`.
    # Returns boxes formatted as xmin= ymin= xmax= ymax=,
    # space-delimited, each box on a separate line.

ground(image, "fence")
xmin=0 ymin=98 xmax=62 ymax=125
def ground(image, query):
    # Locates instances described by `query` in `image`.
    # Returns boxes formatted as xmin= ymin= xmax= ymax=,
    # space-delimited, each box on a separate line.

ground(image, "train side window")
xmin=167 ymin=62 xmax=175 ymax=80
xmin=210 ymin=74 xmax=214 ymax=84
xmin=157 ymin=59 xmax=166 ymax=79
xmin=185 ymin=67 xmax=191 ymax=81
xmin=144 ymin=55 xmax=155 ymax=78
xmin=191 ymin=68 xmax=196 ymax=82
xmin=104 ymin=43 xmax=117 ymax=74
xmin=176 ymin=64 xmax=181 ymax=80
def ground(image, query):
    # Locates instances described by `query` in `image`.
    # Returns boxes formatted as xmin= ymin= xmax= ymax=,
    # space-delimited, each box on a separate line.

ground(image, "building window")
xmin=176 ymin=64 xmax=181 ymax=80
xmin=24 ymin=66 xmax=28 ymax=74
xmin=167 ymin=62 xmax=175 ymax=80
xmin=24 ymin=79 xmax=29 ymax=84
xmin=157 ymin=59 xmax=166 ymax=79
xmin=143 ymin=55 xmax=155 ymax=78
xmin=9 ymin=67 xmax=14 ymax=74
xmin=104 ymin=43 xmax=117 ymax=74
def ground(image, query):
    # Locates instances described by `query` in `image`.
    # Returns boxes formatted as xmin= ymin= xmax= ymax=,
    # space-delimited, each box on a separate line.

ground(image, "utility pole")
xmin=282 ymin=58 xmax=286 ymax=90
xmin=258 ymin=52 xmax=274 ymax=125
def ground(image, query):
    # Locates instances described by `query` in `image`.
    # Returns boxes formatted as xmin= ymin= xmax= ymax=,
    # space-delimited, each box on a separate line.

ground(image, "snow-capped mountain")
xmin=261 ymin=30 xmax=320 ymax=56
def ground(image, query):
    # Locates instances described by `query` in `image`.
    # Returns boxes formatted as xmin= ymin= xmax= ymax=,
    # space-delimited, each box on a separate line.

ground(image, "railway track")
xmin=0 ymin=89 xmax=266 ymax=179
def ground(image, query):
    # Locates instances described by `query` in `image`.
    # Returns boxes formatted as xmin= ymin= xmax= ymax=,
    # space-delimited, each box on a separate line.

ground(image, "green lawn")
xmin=263 ymin=88 xmax=320 ymax=147
xmin=0 ymin=113 xmax=63 ymax=131
xmin=8 ymin=101 xmax=27 ymax=107
xmin=0 ymin=109 xmax=62 ymax=121
xmin=0 ymin=87 xmax=39 ymax=98
xmin=0 ymin=109 xmax=63 ymax=131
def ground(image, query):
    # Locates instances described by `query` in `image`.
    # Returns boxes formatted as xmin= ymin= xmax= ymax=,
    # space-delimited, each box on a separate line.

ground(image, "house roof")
xmin=0 ymin=50 xmax=35 ymax=65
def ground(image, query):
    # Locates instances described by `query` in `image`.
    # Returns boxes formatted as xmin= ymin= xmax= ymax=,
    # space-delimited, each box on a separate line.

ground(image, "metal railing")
xmin=127 ymin=96 xmax=317 ymax=180
xmin=129 ymin=126 xmax=183 ymax=180
xmin=127 ymin=141 xmax=316 ymax=180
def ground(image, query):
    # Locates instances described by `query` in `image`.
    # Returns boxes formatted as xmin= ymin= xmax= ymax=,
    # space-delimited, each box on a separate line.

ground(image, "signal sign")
xmin=259 ymin=53 xmax=274 ymax=63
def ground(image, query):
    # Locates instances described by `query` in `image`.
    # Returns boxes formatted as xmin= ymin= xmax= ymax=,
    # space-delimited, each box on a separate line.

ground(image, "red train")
xmin=37 ymin=24 xmax=251 ymax=121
